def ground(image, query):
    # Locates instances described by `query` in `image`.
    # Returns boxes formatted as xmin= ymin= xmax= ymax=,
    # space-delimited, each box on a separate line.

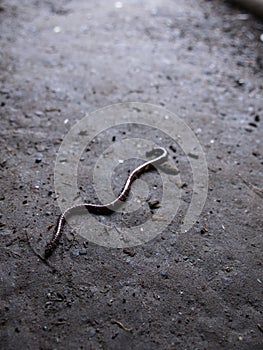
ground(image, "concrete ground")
xmin=0 ymin=0 xmax=262 ymax=349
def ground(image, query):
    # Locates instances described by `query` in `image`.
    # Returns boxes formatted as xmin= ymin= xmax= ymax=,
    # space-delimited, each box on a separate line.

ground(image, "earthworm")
xmin=45 ymin=147 xmax=168 ymax=258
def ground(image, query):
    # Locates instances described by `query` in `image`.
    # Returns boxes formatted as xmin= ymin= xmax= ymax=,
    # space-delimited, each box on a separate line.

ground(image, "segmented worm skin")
xmin=44 ymin=148 xmax=168 ymax=258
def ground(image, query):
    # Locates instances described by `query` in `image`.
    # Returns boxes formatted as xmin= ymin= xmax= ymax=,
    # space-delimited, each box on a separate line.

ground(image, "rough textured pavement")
xmin=0 ymin=0 xmax=262 ymax=349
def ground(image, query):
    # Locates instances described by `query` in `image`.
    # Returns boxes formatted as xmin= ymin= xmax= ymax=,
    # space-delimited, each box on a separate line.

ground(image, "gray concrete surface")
xmin=0 ymin=0 xmax=263 ymax=349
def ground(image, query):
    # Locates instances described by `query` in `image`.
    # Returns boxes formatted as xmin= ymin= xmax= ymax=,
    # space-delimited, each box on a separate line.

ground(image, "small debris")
xmin=200 ymin=226 xmax=208 ymax=234
xmin=160 ymin=270 xmax=169 ymax=279
xmin=244 ymin=127 xmax=253 ymax=132
xmin=87 ymin=326 xmax=96 ymax=338
xmin=107 ymin=299 xmax=114 ymax=306
xmin=45 ymin=107 xmax=61 ymax=112
xmin=47 ymin=292 xmax=64 ymax=301
xmin=71 ymin=248 xmax=80 ymax=257
xmin=188 ymin=152 xmax=199 ymax=160
xmin=100 ymin=286 xmax=110 ymax=294
xmin=239 ymin=174 xmax=263 ymax=198
xmin=7 ymin=249 xmax=22 ymax=258
xmin=123 ymin=248 xmax=136 ymax=257
xmin=169 ymin=144 xmax=177 ymax=153
xmin=252 ymin=151 xmax=260 ymax=157
xmin=0 ymin=159 xmax=7 ymax=168
xmin=153 ymin=292 xmax=160 ymax=300
xmin=152 ymin=214 xmax=166 ymax=221
xmin=35 ymin=110 xmax=43 ymax=116
xmin=114 ymin=2 xmax=123 ymax=9
xmin=0 ymin=230 xmax=11 ymax=236
xmin=79 ymin=247 xmax=87 ymax=255
xmin=148 ymin=199 xmax=160 ymax=209
xmin=248 ymin=122 xmax=257 ymax=128
xmin=236 ymin=78 xmax=245 ymax=86
xmin=201 ymin=284 xmax=207 ymax=291
xmin=53 ymin=26 xmax=61 ymax=33
xmin=110 ymin=319 xmax=133 ymax=332
xmin=257 ymin=323 xmax=263 ymax=333
xmin=78 ymin=130 xmax=88 ymax=136
xmin=51 ymin=320 xmax=66 ymax=326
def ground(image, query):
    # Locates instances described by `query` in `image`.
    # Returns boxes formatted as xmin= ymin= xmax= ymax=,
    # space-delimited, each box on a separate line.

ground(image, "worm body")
xmin=45 ymin=147 xmax=167 ymax=258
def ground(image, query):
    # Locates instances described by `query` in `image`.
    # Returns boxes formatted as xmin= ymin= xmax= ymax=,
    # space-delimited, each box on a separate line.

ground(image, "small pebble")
xmin=160 ymin=270 xmax=169 ymax=279
xmin=188 ymin=152 xmax=199 ymax=159
xmin=35 ymin=110 xmax=43 ymax=116
xmin=87 ymin=326 xmax=96 ymax=338
xmin=79 ymin=247 xmax=87 ymax=255
xmin=148 ymin=199 xmax=160 ymax=209
xmin=53 ymin=26 xmax=61 ymax=33
xmin=123 ymin=248 xmax=136 ymax=257
xmin=236 ymin=78 xmax=245 ymax=86
xmin=169 ymin=144 xmax=177 ymax=153
xmin=115 ymin=2 xmax=123 ymax=9
xmin=71 ymin=249 xmax=80 ymax=257
xmin=0 ymin=231 xmax=11 ymax=236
